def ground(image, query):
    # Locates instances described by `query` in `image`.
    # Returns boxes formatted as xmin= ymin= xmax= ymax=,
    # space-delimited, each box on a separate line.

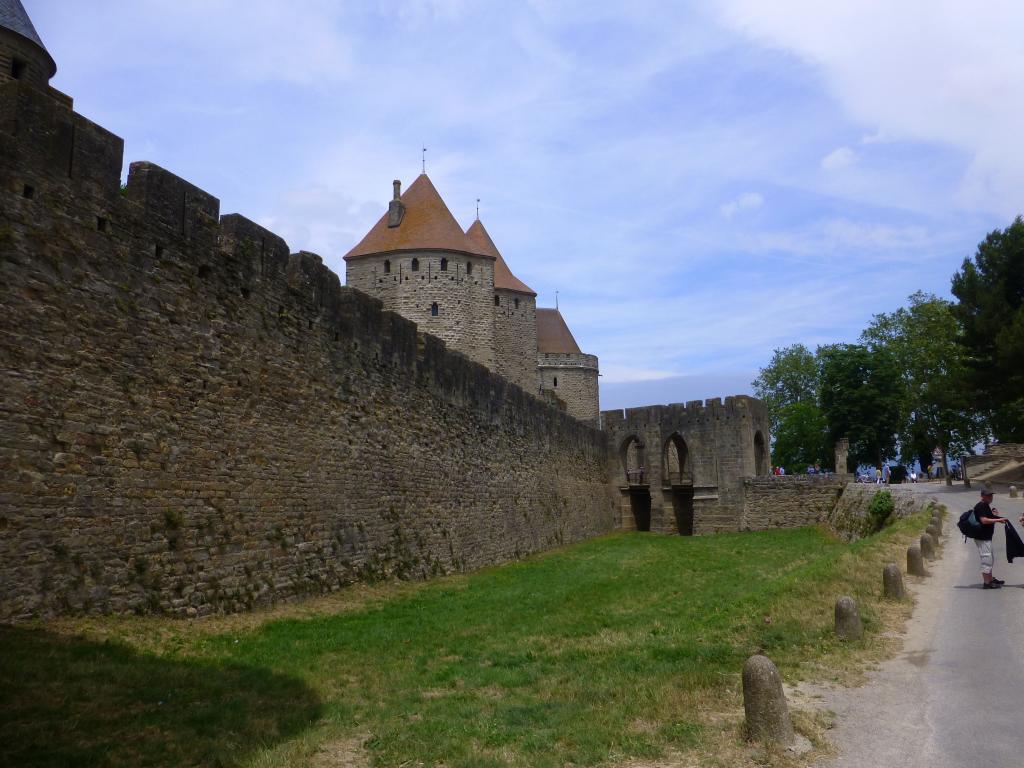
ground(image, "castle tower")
xmin=0 ymin=0 xmax=56 ymax=90
xmin=537 ymin=308 xmax=599 ymax=424
xmin=344 ymin=175 xmax=496 ymax=369
xmin=465 ymin=219 xmax=538 ymax=392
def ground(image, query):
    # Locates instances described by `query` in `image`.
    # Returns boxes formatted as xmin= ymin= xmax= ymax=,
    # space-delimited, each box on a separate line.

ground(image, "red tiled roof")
xmin=537 ymin=308 xmax=582 ymax=354
xmin=344 ymin=175 xmax=491 ymax=260
xmin=465 ymin=220 xmax=536 ymax=296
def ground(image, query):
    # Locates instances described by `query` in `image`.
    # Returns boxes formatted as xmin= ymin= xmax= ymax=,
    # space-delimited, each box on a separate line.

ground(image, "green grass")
xmin=0 ymin=513 xmax=933 ymax=768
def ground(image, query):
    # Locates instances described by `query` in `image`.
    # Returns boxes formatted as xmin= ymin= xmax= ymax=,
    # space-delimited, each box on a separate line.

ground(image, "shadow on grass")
xmin=0 ymin=625 xmax=321 ymax=768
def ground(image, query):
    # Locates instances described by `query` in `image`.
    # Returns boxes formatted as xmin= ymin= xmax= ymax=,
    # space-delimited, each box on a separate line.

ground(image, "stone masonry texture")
xmin=602 ymin=396 xmax=772 ymax=534
xmin=494 ymin=290 xmax=538 ymax=394
xmin=539 ymin=352 xmax=599 ymax=425
xmin=0 ymin=81 xmax=615 ymax=620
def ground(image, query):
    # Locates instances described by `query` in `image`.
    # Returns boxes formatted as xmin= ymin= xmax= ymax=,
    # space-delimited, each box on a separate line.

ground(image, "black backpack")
xmin=958 ymin=509 xmax=983 ymax=539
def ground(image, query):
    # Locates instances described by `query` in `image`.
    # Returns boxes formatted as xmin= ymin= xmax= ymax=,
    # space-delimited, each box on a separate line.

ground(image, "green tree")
xmin=818 ymin=344 xmax=902 ymax=470
xmin=752 ymin=343 xmax=819 ymax=433
xmin=771 ymin=401 xmax=830 ymax=471
xmin=951 ymin=216 xmax=1024 ymax=441
xmin=861 ymin=292 xmax=985 ymax=484
xmin=753 ymin=344 xmax=829 ymax=470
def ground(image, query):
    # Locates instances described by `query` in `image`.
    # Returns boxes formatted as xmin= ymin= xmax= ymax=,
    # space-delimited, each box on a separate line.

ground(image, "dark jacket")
xmin=1006 ymin=521 xmax=1024 ymax=563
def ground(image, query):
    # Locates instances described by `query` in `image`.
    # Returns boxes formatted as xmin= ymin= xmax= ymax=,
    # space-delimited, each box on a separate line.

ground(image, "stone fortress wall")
xmin=539 ymin=352 xmax=600 ymax=426
xmin=345 ymin=251 xmax=497 ymax=370
xmin=601 ymin=396 xmax=772 ymax=535
xmin=0 ymin=81 xmax=616 ymax=620
xmin=493 ymin=290 xmax=538 ymax=393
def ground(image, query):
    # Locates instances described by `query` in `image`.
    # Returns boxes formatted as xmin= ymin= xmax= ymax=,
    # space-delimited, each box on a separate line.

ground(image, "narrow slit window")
xmin=466 ymin=261 xmax=473 ymax=276
xmin=431 ymin=302 xmax=439 ymax=317
xmin=411 ymin=258 xmax=419 ymax=272
xmin=383 ymin=259 xmax=391 ymax=273
xmin=514 ymin=298 xmax=519 ymax=309
xmin=494 ymin=295 xmax=500 ymax=306
xmin=11 ymin=58 xmax=27 ymax=80
xmin=440 ymin=258 xmax=448 ymax=271
xmin=553 ymin=376 xmax=558 ymax=387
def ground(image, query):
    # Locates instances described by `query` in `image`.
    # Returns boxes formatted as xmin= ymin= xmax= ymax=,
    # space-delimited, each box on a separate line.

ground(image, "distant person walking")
xmin=875 ymin=467 xmax=883 ymax=484
xmin=974 ymin=486 xmax=1009 ymax=589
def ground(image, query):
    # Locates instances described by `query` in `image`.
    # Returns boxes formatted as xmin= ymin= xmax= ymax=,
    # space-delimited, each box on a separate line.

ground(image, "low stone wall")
xmin=741 ymin=475 xmax=848 ymax=530
xmin=828 ymin=484 xmax=940 ymax=539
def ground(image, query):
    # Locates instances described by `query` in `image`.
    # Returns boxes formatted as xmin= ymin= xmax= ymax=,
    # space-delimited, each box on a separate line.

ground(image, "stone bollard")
xmin=921 ymin=536 xmax=937 ymax=561
xmin=883 ymin=563 xmax=905 ymax=599
xmin=835 ymin=596 xmax=863 ymax=640
xmin=927 ymin=523 xmax=941 ymax=541
xmin=907 ymin=544 xmax=926 ymax=576
xmin=931 ymin=513 xmax=943 ymax=532
xmin=742 ymin=654 xmax=795 ymax=746
xmin=920 ymin=533 xmax=936 ymax=561
xmin=1011 ymin=486 xmax=1018 ymax=499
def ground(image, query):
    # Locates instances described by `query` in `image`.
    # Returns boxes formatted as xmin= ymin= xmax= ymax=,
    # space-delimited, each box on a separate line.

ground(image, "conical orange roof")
xmin=345 ymin=175 xmax=491 ymax=260
xmin=465 ymin=220 xmax=536 ymax=296
xmin=537 ymin=308 xmax=582 ymax=354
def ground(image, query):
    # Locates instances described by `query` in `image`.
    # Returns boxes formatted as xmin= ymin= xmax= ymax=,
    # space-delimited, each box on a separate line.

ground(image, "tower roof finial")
xmin=422 ymin=145 xmax=427 ymax=174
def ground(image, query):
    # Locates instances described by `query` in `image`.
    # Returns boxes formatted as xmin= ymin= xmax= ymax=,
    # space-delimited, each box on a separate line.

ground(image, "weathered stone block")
xmin=834 ymin=595 xmax=863 ymax=641
xmin=742 ymin=654 xmax=794 ymax=746
xmin=882 ymin=563 xmax=905 ymax=600
xmin=920 ymin=533 xmax=936 ymax=561
xmin=907 ymin=544 xmax=926 ymax=576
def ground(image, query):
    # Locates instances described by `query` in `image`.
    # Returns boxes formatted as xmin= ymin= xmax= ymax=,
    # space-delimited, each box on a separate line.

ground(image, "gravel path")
xmin=808 ymin=483 xmax=1024 ymax=768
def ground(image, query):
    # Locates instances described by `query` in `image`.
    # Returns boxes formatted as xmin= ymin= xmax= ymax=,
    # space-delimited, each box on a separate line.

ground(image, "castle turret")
xmin=0 ymin=0 xmax=56 ymax=89
xmin=344 ymin=175 xmax=497 ymax=369
xmin=465 ymin=219 xmax=537 ymax=392
xmin=537 ymin=308 xmax=599 ymax=424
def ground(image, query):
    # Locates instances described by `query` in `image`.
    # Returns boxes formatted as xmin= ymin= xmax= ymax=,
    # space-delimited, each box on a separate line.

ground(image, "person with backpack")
xmin=974 ymin=486 xmax=1010 ymax=589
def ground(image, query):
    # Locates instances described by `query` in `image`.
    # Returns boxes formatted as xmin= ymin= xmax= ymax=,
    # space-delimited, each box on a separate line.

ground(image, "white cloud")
xmin=821 ymin=146 xmax=856 ymax=171
xmin=719 ymin=191 xmax=764 ymax=217
xmin=715 ymin=0 xmax=1024 ymax=217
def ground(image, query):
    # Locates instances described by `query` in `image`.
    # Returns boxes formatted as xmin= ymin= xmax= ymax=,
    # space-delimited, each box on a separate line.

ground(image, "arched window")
xmin=440 ymin=258 xmax=448 ymax=271
xmin=411 ymin=258 xmax=419 ymax=272
xmin=383 ymin=259 xmax=390 ymax=274
xmin=431 ymin=302 xmax=439 ymax=316
xmin=514 ymin=298 xmax=520 ymax=309
xmin=494 ymin=295 xmax=500 ymax=306
xmin=663 ymin=434 xmax=692 ymax=486
xmin=466 ymin=261 xmax=473 ymax=276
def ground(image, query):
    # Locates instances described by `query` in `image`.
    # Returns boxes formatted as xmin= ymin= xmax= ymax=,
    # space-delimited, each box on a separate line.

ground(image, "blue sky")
xmin=30 ymin=1 xmax=1024 ymax=408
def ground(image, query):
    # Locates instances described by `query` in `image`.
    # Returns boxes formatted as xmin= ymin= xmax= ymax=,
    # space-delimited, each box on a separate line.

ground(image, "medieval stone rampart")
xmin=494 ymin=291 xmax=538 ymax=393
xmin=539 ymin=352 xmax=599 ymax=425
xmin=0 ymin=82 xmax=615 ymax=620
xmin=346 ymin=251 xmax=497 ymax=370
xmin=601 ymin=396 xmax=771 ymax=534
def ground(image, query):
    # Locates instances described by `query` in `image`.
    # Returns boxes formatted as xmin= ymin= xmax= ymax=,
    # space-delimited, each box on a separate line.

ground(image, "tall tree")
xmin=862 ymin=292 xmax=985 ymax=483
xmin=752 ymin=344 xmax=829 ymax=469
xmin=752 ymin=343 xmax=819 ymax=433
xmin=951 ymin=216 xmax=1024 ymax=441
xmin=818 ymin=344 xmax=902 ymax=470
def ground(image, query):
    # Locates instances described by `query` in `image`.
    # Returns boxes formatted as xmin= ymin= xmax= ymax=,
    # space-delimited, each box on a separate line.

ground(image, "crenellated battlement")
xmin=600 ymin=394 xmax=764 ymax=429
xmin=0 ymin=78 xmax=614 ymax=620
